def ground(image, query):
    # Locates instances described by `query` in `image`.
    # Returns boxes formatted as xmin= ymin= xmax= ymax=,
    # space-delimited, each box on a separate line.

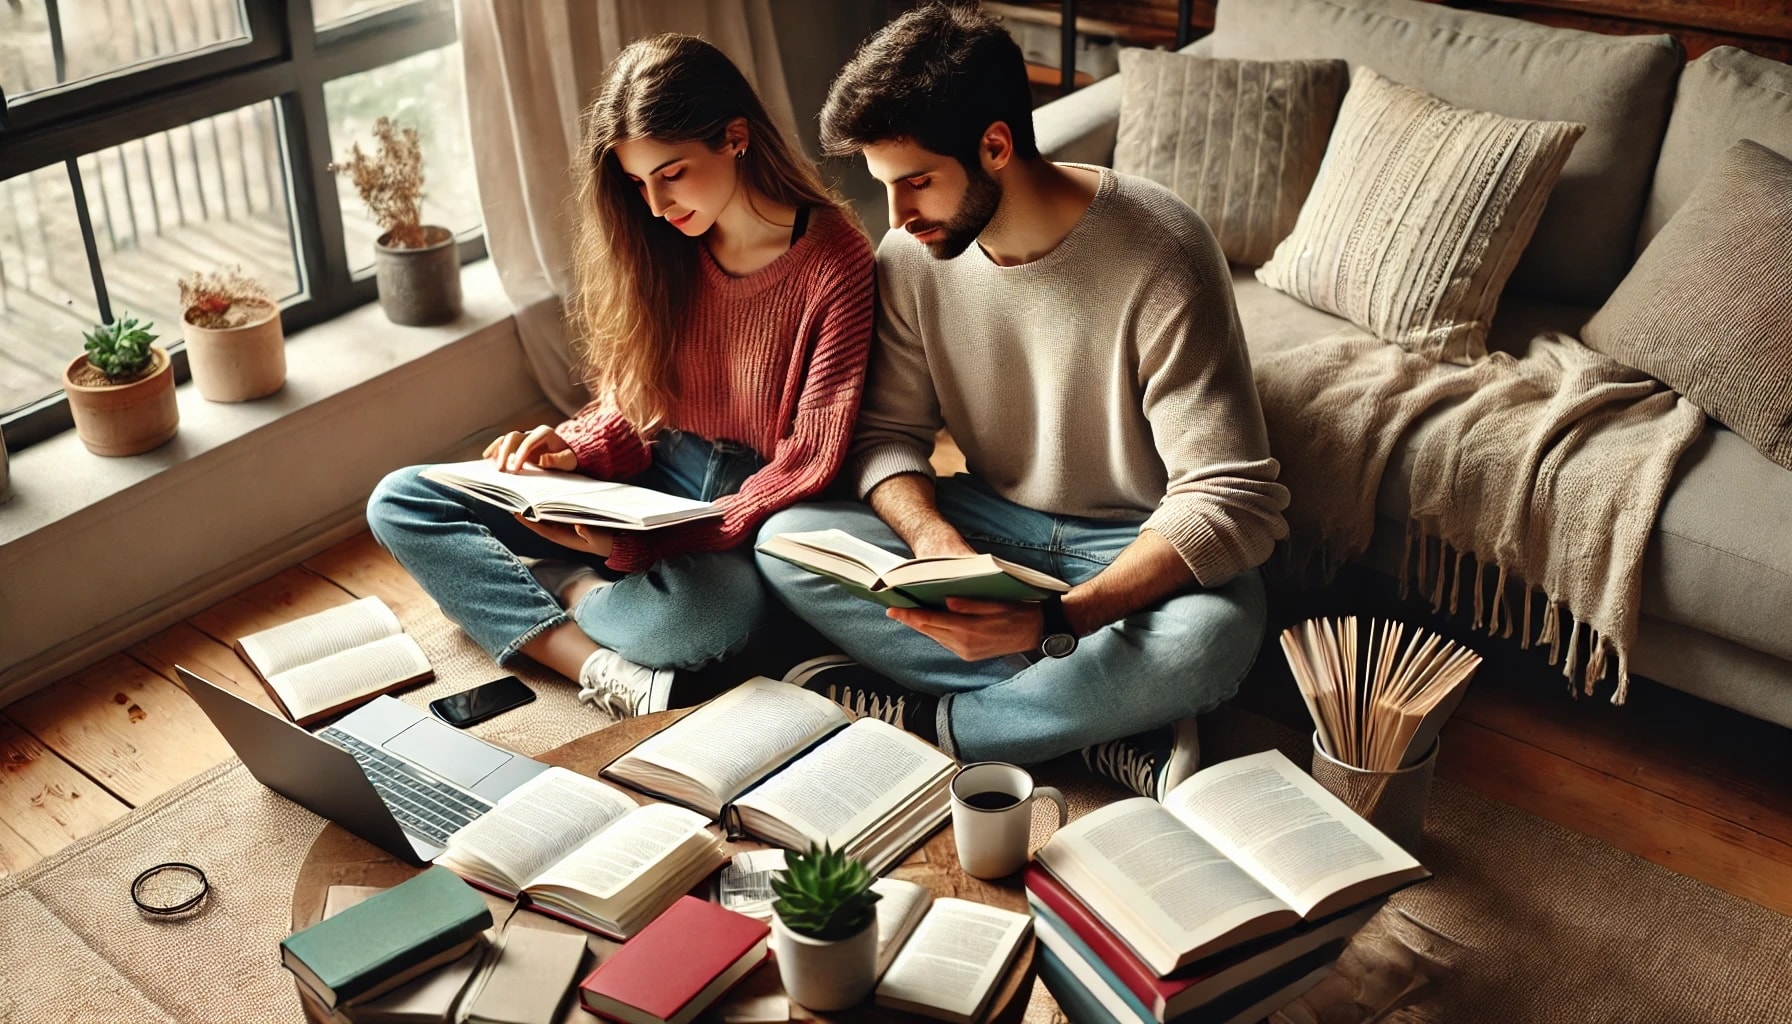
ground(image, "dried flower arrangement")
xmin=179 ymin=266 xmax=275 ymax=329
xmin=330 ymin=116 xmax=429 ymax=249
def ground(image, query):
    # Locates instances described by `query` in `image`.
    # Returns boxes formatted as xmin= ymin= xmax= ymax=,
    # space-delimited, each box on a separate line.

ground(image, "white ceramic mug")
xmin=950 ymin=761 xmax=1068 ymax=879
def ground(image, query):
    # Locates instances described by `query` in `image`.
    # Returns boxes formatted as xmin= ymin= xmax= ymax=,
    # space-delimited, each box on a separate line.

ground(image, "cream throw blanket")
xmin=1257 ymin=333 xmax=1705 ymax=702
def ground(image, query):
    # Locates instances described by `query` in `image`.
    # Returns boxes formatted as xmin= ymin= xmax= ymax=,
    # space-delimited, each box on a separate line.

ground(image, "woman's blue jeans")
xmin=756 ymin=474 xmax=1266 ymax=764
xmin=367 ymin=431 xmax=768 ymax=671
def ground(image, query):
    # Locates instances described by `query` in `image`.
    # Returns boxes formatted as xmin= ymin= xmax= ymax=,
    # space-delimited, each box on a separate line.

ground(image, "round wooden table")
xmin=291 ymin=709 xmax=1036 ymax=1023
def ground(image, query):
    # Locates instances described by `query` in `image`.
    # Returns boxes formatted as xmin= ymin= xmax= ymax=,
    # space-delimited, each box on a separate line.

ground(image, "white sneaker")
xmin=577 ymin=648 xmax=674 ymax=718
xmin=1081 ymin=717 xmax=1202 ymax=801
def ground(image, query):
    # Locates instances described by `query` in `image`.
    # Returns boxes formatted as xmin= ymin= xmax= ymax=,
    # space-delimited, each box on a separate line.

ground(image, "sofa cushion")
xmin=1114 ymin=51 xmax=1348 ymax=266
xmin=1235 ymin=270 xmax=1792 ymax=665
xmin=1584 ymin=140 xmax=1792 ymax=471
xmin=1209 ymin=0 xmax=1682 ymax=307
xmin=1256 ymin=67 xmax=1581 ymax=364
xmin=1641 ymin=46 xmax=1792 ymax=252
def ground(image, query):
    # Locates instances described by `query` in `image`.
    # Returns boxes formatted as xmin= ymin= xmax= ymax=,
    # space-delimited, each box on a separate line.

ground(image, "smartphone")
xmin=429 ymin=676 xmax=535 ymax=728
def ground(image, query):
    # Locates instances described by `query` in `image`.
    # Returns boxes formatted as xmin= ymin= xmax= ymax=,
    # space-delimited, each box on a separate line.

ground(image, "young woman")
xmin=367 ymin=34 xmax=874 ymax=717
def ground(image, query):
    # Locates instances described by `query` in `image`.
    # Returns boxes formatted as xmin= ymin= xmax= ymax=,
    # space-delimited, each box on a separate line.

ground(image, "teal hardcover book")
xmin=281 ymin=866 xmax=491 ymax=1010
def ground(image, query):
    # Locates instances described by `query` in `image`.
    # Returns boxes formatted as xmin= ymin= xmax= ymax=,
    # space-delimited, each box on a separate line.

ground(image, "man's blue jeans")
xmin=368 ymin=431 xmax=768 ymax=671
xmin=755 ymin=475 xmax=1266 ymax=764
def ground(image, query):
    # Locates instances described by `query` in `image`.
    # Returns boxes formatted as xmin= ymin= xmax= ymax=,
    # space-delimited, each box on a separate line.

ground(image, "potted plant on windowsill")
xmin=179 ymin=266 xmax=285 ymax=402
xmin=63 ymin=316 xmax=179 ymax=456
xmin=331 ymin=116 xmax=462 ymax=326
xmin=769 ymin=843 xmax=882 ymax=1011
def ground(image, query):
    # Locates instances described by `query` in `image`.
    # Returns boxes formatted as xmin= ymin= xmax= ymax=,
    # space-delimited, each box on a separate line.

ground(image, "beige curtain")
xmin=456 ymin=0 xmax=796 ymax=414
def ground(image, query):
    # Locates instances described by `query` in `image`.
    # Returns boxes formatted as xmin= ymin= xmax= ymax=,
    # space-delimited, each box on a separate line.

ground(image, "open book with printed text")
xmin=234 ymin=596 xmax=433 ymax=726
xmin=602 ymin=677 xmax=955 ymax=876
xmin=420 ymin=459 xmax=721 ymax=530
xmin=1034 ymin=749 xmax=1428 ymax=977
xmin=756 ymin=528 xmax=1069 ymax=609
xmin=432 ymin=766 xmax=725 ymax=939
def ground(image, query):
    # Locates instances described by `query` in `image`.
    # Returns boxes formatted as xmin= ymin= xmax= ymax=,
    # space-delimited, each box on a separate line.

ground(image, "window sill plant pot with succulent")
xmin=769 ymin=844 xmax=882 ymax=1011
xmin=333 ymin=117 xmax=462 ymax=327
xmin=63 ymin=317 xmax=179 ymax=457
xmin=179 ymin=266 xmax=285 ymax=402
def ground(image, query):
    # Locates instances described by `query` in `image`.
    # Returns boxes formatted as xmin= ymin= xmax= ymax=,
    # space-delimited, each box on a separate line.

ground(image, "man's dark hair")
xmin=819 ymin=3 xmax=1039 ymax=169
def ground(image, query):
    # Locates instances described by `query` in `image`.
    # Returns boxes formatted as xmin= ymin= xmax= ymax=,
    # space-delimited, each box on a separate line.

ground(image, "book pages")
xmin=266 ymin=633 xmax=429 ymax=721
xmin=732 ymin=717 xmax=952 ymax=851
xmin=437 ymin=767 xmax=637 ymax=893
xmin=530 ymin=803 xmax=711 ymax=903
xmin=606 ymin=678 xmax=848 ymax=816
xmin=874 ymin=899 xmax=1030 ymax=1024
xmin=239 ymin=596 xmax=400 ymax=679
xmin=1036 ymin=799 xmax=1289 ymax=974
xmin=873 ymin=877 xmax=933 ymax=977
xmin=1164 ymin=750 xmax=1423 ymax=918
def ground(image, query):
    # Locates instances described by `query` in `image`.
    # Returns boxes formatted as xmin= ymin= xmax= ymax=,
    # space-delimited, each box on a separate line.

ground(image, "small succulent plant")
xmin=770 ymin=843 xmax=881 ymax=941
xmin=82 ymin=317 xmax=159 ymax=381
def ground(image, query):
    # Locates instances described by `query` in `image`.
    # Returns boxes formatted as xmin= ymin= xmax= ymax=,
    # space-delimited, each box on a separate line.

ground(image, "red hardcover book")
xmin=1023 ymin=865 xmax=1378 ymax=1022
xmin=578 ymin=896 xmax=770 ymax=1024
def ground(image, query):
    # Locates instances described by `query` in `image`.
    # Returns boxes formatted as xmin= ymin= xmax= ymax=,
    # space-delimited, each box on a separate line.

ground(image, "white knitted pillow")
xmin=1257 ymin=67 xmax=1584 ymax=363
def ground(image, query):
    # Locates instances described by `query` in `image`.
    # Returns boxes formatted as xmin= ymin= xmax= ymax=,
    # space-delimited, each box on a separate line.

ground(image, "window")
xmin=0 ymin=0 xmax=485 ymax=449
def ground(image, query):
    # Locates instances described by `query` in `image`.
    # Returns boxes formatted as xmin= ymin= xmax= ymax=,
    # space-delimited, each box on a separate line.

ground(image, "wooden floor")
xmin=2 ymin=525 xmax=1789 ymax=921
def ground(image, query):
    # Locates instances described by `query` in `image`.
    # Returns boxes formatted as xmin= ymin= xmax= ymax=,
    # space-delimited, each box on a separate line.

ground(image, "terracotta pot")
xmin=374 ymin=225 xmax=462 ymax=326
xmin=771 ymin=913 xmax=878 ymax=1011
xmin=62 ymin=344 xmax=180 ymax=457
xmin=181 ymin=300 xmax=285 ymax=402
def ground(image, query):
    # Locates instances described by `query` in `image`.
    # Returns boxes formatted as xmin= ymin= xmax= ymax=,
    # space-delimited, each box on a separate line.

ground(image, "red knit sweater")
xmin=555 ymin=205 xmax=875 ymax=573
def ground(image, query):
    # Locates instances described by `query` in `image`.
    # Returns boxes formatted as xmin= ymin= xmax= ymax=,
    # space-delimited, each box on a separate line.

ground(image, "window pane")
xmin=73 ymin=103 xmax=300 ymax=345
xmin=0 ymin=0 xmax=249 ymax=102
xmin=325 ymin=43 xmax=482 ymax=273
xmin=313 ymin=0 xmax=410 ymax=30
xmin=0 ymin=167 xmax=102 ymax=416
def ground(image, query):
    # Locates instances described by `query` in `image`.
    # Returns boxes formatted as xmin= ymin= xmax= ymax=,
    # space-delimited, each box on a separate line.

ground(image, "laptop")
xmin=178 ymin=665 xmax=550 ymax=865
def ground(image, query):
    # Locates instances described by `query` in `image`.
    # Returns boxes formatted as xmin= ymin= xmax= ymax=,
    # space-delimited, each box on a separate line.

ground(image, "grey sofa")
xmin=1031 ymin=0 xmax=1792 ymax=728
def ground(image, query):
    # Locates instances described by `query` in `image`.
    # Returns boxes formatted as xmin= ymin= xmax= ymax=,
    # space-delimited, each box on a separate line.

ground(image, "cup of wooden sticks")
xmin=1281 ymin=616 xmax=1481 ymax=854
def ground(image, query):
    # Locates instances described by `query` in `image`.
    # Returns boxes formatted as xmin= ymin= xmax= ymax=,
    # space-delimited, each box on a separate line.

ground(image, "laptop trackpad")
xmin=383 ymin=719 xmax=512 ymax=788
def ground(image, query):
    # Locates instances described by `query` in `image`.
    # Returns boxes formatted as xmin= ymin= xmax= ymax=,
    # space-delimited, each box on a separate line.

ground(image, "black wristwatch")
xmin=1039 ymin=595 xmax=1078 ymax=659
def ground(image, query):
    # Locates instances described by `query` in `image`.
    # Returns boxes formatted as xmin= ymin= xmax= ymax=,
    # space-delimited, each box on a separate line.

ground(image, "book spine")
xmin=1024 ymin=867 xmax=1167 ymax=1016
xmin=1030 ymin=899 xmax=1159 ymax=1024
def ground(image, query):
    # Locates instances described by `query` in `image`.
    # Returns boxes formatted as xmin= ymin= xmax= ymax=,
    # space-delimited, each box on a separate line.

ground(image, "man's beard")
xmin=912 ymin=164 xmax=1002 ymax=260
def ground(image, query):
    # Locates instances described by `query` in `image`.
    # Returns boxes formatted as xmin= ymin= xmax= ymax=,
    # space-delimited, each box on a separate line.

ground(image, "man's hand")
xmin=485 ymin=425 xmax=579 ymax=473
xmin=888 ymin=597 xmax=1044 ymax=661
xmin=511 ymin=515 xmax=614 ymax=557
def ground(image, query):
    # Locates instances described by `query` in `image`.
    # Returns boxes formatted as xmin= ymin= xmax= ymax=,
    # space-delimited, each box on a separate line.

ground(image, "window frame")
xmin=0 ymin=0 xmax=485 ymax=450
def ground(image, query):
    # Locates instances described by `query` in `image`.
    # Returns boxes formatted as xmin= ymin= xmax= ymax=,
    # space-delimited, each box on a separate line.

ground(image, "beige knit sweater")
xmin=848 ymin=168 xmax=1290 ymax=586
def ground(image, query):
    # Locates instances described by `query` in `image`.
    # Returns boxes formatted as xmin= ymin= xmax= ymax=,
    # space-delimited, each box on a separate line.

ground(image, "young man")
xmin=755 ymin=4 xmax=1289 ymax=799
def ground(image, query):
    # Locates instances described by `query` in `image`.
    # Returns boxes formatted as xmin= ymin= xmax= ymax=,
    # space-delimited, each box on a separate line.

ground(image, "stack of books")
xmin=1024 ymin=750 xmax=1428 ymax=1022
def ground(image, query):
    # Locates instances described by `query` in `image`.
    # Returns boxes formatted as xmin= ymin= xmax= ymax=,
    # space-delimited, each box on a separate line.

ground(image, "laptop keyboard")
xmin=319 ymin=728 xmax=494 ymax=847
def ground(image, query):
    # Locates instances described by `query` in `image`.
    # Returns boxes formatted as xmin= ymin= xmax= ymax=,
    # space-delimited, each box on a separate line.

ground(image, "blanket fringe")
xmin=1563 ymin=617 xmax=1583 ymax=693
xmin=1520 ymin=583 xmax=1533 ymax=649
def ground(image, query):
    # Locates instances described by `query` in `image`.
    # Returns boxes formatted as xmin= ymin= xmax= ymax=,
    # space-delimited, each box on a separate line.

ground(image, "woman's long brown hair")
xmin=568 ymin=33 xmax=844 ymax=434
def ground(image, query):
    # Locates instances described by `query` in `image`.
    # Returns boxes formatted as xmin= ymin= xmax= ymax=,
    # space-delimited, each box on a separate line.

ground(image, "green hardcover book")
xmin=756 ymin=528 xmax=1067 ymax=610
xmin=281 ymin=866 xmax=492 ymax=1011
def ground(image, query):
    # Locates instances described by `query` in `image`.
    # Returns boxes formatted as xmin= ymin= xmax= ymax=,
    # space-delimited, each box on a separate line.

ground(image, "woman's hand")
xmin=511 ymin=516 xmax=615 ymax=557
xmin=484 ymin=426 xmax=579 ymax=473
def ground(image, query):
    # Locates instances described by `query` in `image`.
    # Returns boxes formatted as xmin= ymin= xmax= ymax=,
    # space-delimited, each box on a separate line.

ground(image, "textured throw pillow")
xmin=1257 ymin=67 xmax=1584 ymax=363
xmin=1583 ymin=139 xmax=1792 ymax=471
xmin=1113 ymin=50 xmax=1348 ymax=266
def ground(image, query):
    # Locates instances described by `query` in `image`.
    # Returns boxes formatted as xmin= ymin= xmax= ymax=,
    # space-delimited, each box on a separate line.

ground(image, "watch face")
xmin=1042 ymin=633 xmax=1077 ymax=658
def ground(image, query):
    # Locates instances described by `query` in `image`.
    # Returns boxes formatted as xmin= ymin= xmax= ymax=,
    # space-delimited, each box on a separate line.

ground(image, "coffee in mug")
xmin=949 ymin=761 xmax=1067 ymax=879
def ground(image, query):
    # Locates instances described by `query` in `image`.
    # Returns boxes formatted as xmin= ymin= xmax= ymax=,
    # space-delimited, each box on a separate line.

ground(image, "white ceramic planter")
xmin=771 ymin=914 xmax=878 ymax=1011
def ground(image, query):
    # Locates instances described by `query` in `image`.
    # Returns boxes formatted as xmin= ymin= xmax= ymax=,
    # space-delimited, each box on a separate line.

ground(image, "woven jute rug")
xmin=4 ymin=606 xmax=1789 ymax=1023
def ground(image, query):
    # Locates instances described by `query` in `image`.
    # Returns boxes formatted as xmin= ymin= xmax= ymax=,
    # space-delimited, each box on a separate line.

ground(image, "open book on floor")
xmin=601 ymin=677 xmax=955 ymax=876
xmin=1034 ymin=749 xmax=1428 ymax=977
xmin=718 ymin=849 xmax=937 ymax=977
xmin=420 ymin=459 xmax=721 ymax=530
xmin=432 ymin=766 xmax=725 ymax=939
xmin=235 ymin=595 xmax=433 ymax=726
xmin=756 ymin=528 xmax=1069 ymax=609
